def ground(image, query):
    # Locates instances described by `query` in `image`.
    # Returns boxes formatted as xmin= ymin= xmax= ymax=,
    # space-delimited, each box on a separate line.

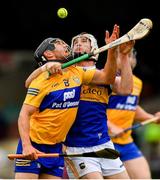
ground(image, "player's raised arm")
xmin=112 ymin=41 xmax=135 ymax=95
xmin=91 ymin=24 xmax=119 ymax=85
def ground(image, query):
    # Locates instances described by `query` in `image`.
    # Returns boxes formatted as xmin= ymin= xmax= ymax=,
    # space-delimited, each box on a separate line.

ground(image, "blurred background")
xmin=0 ymin=0 xmax=160 ymax=178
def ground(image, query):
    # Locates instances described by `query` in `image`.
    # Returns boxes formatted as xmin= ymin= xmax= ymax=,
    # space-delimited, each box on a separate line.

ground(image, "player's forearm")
xmin=91 ymin=50 xmax=117 ymax=85
xmin=117 ymin=54 xmax=133 ymax=95
xmin=18 ymin=113 xmax=32 ymax=147
xmin=103 ymin=49 xmax=117 ymax=84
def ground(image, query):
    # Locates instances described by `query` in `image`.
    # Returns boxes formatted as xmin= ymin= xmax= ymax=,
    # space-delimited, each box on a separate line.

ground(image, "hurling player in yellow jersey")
xmin=15 ymin=24 xmax=119 ymax=180
xmin=107 ymin=48 xmax=160 ymax=179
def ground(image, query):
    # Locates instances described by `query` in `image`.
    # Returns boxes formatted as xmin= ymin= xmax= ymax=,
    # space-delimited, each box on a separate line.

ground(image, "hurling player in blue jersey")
xmin=64 ymin=31 xmax=134 ymax=179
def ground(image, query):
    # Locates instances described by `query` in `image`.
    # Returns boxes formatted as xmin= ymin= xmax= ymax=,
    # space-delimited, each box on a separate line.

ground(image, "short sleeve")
xmin=24 ymin=72 xmax=48 ymax=108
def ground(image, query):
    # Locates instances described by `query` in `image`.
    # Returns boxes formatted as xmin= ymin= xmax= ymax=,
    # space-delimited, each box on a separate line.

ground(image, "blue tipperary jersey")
xmin=65 ymin=66 xmax=111 ymax=147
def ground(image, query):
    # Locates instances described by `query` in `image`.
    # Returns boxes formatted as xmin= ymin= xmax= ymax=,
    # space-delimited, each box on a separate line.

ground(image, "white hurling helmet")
xmin=71 ymin=32 xmax=99 ymax=61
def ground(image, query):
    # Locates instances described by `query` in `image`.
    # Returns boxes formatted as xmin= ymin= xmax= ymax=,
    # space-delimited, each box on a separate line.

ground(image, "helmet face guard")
xmin=71 ymin=33 xmax=99 ymax=62
xmin=34 ymin=38 xmax=73 ymax=67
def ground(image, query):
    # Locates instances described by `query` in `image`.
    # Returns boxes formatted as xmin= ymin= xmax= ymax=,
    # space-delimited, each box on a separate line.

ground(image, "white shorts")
xmin=65 ymin=141 xmax=126 ymax=178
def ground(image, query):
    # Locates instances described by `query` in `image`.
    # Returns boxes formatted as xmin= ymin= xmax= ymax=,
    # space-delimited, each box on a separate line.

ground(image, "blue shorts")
xmin=14 ymin=139 xmax=64 ymax=177
xmin=114 ymin=142 xmax=143 ymax=161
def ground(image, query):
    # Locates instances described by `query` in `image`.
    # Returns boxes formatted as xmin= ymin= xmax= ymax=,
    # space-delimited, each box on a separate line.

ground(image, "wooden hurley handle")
xmin=141 ymin=116 xmax=159 ymax=125
xmin=111 ymin=116 xmax=159 ymax=138
xmin=8 ymin=153 xmax=60 ymax=160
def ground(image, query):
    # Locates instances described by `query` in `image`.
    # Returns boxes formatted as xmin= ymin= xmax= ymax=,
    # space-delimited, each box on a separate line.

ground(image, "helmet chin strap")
xmin=45 ymin=53 xmax=75 ymax=64
xmin=37 ymin=57 xmax=69 ymax=67
xmin=37 ymin=54 xmax=74 ymax=67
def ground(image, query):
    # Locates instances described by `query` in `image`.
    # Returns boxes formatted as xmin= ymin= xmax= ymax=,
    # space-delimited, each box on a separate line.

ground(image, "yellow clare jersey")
xmin=107 ymin=75 xmax=142 ymax=144
xmin=24 ymin=66 xmax=95 ymax=145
